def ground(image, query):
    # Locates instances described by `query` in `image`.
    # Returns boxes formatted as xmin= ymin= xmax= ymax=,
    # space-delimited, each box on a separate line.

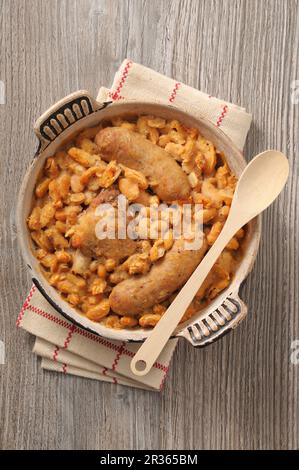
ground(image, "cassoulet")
xmin=27 ymin=115 xmax=245 ymax=329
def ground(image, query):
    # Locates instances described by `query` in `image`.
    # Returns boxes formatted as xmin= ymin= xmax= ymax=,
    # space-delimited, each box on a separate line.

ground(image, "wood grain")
xmin=0 ymin=0 xmax=298 ymax=450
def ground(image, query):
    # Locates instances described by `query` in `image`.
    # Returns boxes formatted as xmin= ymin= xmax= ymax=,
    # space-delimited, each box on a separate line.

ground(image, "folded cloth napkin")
xmin=17 ymin=60 xmax=252 ymax=390
xmin=98 ymin=59 xmax=252 ymax=149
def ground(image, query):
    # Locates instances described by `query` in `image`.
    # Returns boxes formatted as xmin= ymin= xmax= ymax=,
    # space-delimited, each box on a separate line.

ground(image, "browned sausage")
xmin=109 ymin=238 xmax=208 ymax=315
xmin=71 ymin=188 xmax=137 ymax=261
xmin=95 ymin=127 xmax=191 ymax=201
xmin=71 ymin=210 xmax=137 ymax=261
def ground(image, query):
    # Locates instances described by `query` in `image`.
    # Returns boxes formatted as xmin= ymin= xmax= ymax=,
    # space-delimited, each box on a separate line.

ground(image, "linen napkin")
xmin=17 ymin=59 xmax=252 ymax=390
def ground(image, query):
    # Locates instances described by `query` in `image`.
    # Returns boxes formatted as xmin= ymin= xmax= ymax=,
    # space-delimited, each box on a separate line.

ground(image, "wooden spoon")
xmin=130 ymin=150 xmax=289 ymax=376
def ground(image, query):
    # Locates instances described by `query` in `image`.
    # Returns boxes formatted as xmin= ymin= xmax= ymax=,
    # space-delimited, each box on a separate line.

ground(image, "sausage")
xmin=95 ymin=127 xmax=191 ymax=201
xmin=71 ymin=188 xmax=138 ymax=262
xmin=109 ymin=237 xmax=208 ymax=315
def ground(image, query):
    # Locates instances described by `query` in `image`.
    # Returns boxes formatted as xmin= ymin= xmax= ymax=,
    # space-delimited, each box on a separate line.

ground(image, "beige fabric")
xmin=96 ymin=59 xmax=252 ymax=149
xmin=18 ymin=60 xmax=252 ymax=390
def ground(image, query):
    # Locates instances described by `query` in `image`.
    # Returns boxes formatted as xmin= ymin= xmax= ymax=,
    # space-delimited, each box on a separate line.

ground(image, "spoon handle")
xmin=130 ymin=219 xmax=239 ymax=376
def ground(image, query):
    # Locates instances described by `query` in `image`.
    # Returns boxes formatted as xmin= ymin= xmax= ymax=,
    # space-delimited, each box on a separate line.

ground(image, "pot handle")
xmin=34 ymin=90 xmax=110 ymax=153
xmin=180 ymin=290 xmax=248 ymax=347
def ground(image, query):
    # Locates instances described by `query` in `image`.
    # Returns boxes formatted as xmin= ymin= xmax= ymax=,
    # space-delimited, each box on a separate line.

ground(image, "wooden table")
xmin=0 ymin=0 xmax=298 ymax=450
